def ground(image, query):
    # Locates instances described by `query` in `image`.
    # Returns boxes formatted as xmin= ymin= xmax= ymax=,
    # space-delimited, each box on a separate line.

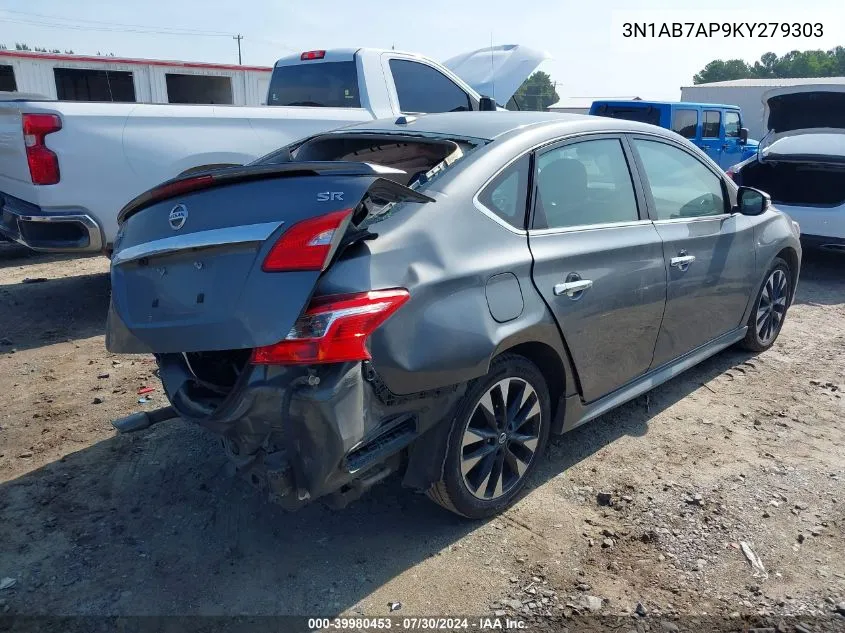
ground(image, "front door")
xmin=629 ymin=136 xmax=756 ymax=368
xmin=528 ymin=135 xmax=666 ymax=403
xmin=699 ymin=109 xmax=723 ymax=166
xmin=721 ymin=110 xmax=744 ymax=169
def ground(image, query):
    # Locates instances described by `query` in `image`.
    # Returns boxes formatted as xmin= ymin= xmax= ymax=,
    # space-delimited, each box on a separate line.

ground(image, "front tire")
xmin=427 ymin=354 xmax=551 ymax=519
xmin=740 ymin=257 xmax=792 ymax=352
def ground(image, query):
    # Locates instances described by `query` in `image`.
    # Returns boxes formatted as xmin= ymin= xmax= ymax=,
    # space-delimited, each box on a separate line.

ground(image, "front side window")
xmin=632 ymin=139 xmax=726 ymax=220
xmin=477 ymin=155 xmax=529 ymax=229
xmin=533 ymin=138 xmax=639 ymax=230
xmin=724 ymin=111 xmax=741 ymax=138
xmin=702 ymin=110 xmax=721 ymax=138
xmin=389 ymin=59 xmax=472 ymax=113
xmin=672 ymin=109 xmax=698 ymax=139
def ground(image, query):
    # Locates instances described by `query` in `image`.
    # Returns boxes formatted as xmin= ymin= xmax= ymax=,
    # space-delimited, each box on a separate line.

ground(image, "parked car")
xmin=0 ymin=45 xmax=546 ymax=255
xmin=106 ymin=111 xmax=801 ymax=518
xmin=589 ymin=100 xmax=759 ymax=170
xmin=727 ymin=85 xmax=845 ymax=253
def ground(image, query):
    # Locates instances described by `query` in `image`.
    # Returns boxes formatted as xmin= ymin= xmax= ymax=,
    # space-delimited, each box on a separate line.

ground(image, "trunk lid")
xmin=443 ymin=44 xmax=551 ymax=106
xmin=106 ymin=162 xmax=430 ymax=355
xmin=760 ymin=85 xmax=845 ymax=159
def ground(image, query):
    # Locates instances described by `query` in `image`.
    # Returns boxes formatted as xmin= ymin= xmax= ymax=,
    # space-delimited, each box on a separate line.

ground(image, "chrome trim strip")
xmin=529 ymin=219 xmax=652 ymax=236
xmin=652 ymin=214 xmax=731 ymax=225
xmin=111 ymin=221 xmax=283 ymax=266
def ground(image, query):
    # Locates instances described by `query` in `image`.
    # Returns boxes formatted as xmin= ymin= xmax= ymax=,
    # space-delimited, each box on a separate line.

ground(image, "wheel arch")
xmin=775 ymin=246 xmax=800 ymax=303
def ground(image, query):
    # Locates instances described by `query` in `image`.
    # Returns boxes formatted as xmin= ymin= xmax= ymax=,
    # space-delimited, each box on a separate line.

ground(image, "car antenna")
xmin=490 ymin=32 xmax=495 ymax=104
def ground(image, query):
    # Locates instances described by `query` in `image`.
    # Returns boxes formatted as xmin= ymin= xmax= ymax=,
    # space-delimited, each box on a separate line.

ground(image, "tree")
xmin=7 ymin=43 xmax=74 ymax=54
xmin=513 ymin=71 xmax=559 ymax=111
xmin=694 ymin=47 xmax=845 ymax=83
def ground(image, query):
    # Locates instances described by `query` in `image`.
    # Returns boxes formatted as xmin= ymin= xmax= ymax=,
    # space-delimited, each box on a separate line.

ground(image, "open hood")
xmin=761 ymin=85 xmax=845 ymax=155
xmin=443 ymin=44 xmax=551 ymax=106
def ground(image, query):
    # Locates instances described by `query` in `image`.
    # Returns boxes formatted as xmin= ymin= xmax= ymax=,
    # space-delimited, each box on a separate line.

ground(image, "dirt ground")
xmin=0 ymin=242 xmax=843 ymax=632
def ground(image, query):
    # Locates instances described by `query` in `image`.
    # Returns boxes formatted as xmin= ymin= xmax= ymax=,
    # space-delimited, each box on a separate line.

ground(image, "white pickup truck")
xmin=0 ymin=45 xmax=546 ymax=254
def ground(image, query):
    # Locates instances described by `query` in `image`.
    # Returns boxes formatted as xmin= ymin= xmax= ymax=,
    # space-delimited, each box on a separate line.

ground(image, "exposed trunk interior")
xmin=741 ymin=161 xmax=845 ymax=207
xmin=290 ymin=135 xmax=469 ymax=187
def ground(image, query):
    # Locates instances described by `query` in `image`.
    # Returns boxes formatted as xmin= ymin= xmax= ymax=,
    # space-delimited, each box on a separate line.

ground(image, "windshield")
xmin=593 ymin=104 xmax=661 ymax=126
xmin=267 ymin=61 xmax=361 ymax=108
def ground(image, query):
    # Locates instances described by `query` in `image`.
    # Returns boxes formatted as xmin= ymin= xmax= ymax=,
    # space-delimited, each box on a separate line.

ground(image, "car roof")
xmin=593 ymin=100 xmax=740 ymax=110
xmin=337 ymin=111 xmax=670 ymax=141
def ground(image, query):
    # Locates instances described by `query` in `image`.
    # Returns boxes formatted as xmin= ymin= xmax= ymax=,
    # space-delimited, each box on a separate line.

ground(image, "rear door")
xmin=699 ymin=109 xmax=723 ymax=165
xmin=628 ymin=136 xmax=756 ymax=368
xmin=528 ymin=134 xmax=666 ymax=403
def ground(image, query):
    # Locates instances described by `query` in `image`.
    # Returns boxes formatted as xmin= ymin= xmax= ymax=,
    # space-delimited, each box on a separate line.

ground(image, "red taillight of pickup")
xmin=251 ymin=289 xmax=410 ymax=365
xmin=23 ymin=113 xmax=62 ymax=185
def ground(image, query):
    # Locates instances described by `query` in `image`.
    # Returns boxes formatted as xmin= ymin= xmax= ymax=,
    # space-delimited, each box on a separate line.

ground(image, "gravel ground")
xmin=0 ymin=244 xmax=843 ymax=632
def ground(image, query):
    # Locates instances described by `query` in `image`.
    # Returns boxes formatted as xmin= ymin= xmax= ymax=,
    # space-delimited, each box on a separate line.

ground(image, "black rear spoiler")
xmin=118 ymin=161 xmax=435 ymax=224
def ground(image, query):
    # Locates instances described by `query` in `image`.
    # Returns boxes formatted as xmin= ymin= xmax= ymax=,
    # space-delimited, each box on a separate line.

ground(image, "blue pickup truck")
xmin=589 ymin=100 xmax=759 ymax=170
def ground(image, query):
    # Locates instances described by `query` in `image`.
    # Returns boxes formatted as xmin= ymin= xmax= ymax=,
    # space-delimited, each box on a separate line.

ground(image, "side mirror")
xmin=478 ymin=96 xmax=497 ymax=112
xmin=739 ymin=127 xmax=749 ymax=144
xmin=736 ymin=186 xmax=770 ymax=216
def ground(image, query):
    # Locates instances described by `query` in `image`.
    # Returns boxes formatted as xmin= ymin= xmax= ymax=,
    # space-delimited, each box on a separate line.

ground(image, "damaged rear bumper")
xmin=156 ymin=353 xmax=464 ymax=509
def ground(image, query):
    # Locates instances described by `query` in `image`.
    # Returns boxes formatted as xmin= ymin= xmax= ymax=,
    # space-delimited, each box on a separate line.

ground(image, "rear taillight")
xmin=23 ymin=113 xmax=62 ymax=185
xmin=300 ymin=50 xmax=326 ymax=60
xmin=262 ymin=209 xmax=352 ymax=272
xmin=251 ymin=289 xmax=410 ymax=365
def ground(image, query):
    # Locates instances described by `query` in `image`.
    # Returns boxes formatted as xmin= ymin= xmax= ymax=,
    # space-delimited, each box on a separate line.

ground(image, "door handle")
xmin=670 ymin=254 xmax=696 ymax=271
xmin=554 ymin=279 xmax=593 ymax=297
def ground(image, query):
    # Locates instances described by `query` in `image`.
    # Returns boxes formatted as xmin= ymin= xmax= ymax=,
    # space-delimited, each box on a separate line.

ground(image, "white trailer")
xmin=0 ymin=50 xmax=272 ymax=105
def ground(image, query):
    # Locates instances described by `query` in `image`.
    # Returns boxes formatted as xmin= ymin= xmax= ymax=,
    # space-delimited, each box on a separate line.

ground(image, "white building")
xmin=681 ymin=77 xmax=845 ymax=140
xmin=547 ymin=96 xmax=642 ymax=115
xmin=0 ymin=50 xmax=272 ymax=105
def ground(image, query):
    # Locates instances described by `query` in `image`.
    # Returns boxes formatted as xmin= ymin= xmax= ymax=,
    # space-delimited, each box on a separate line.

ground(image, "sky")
xmin=1 ymin=0 xmax=843 ymax=102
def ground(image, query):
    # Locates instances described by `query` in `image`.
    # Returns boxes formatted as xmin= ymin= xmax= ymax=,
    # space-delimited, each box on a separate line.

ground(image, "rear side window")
xmin=724 ymin=111 xmax=741 ymax=138
xmin=632 ymin=139 xmax=726 ymax=220
xmin=533 ymin=138 xmax=639 ymax=229
xmin=672 ymin=109 xmax=698 ymax=139
xmin=267 ymin=61 xmax=361 ymax=108
xmin=702 ymin=110 xmax=721 ymax=138
xmin=389 ymin=59 xmax=472 ymax=113
xmin=593 ymin=105 xmax=661 ymax=126
xmin=477 ymin=155 xmax=530 ymax=229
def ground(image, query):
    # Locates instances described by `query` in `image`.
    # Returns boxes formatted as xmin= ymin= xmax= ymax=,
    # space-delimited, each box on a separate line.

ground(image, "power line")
xmin=0 ymin=8 xmax=232 ymax=36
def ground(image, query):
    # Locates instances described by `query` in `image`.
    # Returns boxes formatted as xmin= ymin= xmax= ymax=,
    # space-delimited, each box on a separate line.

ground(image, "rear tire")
xmin=740 ymin=257 xmax=792 ymax=352
xmin=427 ymin=354 xmax=551 ymax=519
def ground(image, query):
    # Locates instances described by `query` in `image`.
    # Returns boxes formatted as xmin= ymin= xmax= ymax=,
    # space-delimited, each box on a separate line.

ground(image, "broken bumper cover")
xmin=156 ymin=354 xmax=464 ymax=509
xmin=0 ymin=190 xmax=103 ymax=253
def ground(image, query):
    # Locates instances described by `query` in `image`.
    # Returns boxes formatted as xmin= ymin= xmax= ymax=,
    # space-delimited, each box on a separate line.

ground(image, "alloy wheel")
xmin=459 ymin=377 xmax=542 ymax=500
xmin=756 ymin=268 xmax=788 ymax=345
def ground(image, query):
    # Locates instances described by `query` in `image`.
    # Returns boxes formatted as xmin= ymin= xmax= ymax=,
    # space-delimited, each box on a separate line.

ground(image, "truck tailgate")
xmin=0 ymin=101 xmax=34 ymax=185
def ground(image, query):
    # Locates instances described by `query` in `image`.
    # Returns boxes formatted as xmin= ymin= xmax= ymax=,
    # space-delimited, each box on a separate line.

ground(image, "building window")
xmin=0 ymin=65 xmax=17 ymax=92
xmin=54 ymin=68 xmax=136 ymax=102
xmin=165 ymin=74 xmax=233 ymax=104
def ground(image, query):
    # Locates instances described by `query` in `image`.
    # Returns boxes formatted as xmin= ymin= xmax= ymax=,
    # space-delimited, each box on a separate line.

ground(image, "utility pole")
xmin=233 ymin=34 xmax=243 ymax=65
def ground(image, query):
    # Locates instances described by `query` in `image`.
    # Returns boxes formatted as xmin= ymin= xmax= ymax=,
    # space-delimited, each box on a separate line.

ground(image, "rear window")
xmin=593 ymin=105 xmax=661 ymax=126
xmin=267 ymin=61 xmax=361 ymax=108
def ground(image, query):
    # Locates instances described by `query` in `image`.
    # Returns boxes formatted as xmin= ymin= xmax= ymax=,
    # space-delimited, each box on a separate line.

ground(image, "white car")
xmin=728 ymin=84 xmax=845 ymax=253
xmin=0 ymin=45 xmax=546 ymax=255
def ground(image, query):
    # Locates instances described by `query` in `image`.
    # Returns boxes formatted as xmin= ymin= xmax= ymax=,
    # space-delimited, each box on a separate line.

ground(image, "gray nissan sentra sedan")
xmin=106 ymin=112 xmax=802 ymax=518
